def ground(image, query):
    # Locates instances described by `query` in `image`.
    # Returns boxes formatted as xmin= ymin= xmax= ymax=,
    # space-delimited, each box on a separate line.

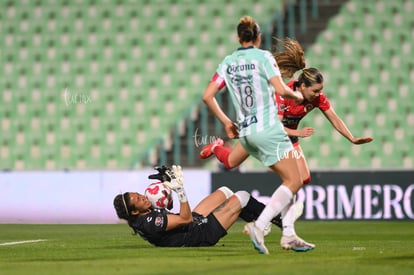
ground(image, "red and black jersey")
xmin=276 ymin=80 xmax=331 ymax=130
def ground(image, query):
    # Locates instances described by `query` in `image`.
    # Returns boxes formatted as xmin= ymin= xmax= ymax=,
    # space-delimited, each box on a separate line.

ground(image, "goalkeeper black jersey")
xmin=128 ymin=209 xmax=226 ymax=247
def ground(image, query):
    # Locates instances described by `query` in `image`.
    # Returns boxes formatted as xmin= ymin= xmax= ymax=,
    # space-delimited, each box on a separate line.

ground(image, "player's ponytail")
xmin=272 ymin=38 xmax=306 ymax=79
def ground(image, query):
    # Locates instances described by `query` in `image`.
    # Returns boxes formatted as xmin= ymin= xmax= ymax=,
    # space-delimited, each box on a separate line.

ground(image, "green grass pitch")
xmin=0 ymin=221 xmax=413 ymax=275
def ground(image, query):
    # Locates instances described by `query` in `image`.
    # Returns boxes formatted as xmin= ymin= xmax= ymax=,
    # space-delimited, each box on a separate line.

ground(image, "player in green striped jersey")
xmin=202 ymin=16 xmax=313 ymax=254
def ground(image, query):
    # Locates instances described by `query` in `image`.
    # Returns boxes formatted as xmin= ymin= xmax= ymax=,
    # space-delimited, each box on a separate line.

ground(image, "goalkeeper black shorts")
xmin=183 ymin=212 xmax=227 ymax=247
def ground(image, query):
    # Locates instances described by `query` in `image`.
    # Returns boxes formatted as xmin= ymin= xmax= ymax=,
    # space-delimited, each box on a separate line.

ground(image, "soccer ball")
xmin=144 ymin=182 xmax=173 ymax=209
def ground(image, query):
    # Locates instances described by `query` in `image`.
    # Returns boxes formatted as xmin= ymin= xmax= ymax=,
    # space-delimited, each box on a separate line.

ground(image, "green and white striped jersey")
xmin=216 ymin=46 xmax=282 ymax=137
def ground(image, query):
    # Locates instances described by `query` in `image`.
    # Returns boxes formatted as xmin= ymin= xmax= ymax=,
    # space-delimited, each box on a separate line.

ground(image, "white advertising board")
xmin=0 ymin=170 xmax=211 ymax=224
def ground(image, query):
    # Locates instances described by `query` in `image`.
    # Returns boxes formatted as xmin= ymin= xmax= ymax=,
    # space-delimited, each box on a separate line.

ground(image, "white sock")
xmin=218 ymin=186 xmax=234 ymax=199
xmin=281 ymin=198 xmax=296 ymax=236
xmin=235 ymin=191 xmax=250 ymax=208
xmin=255 ymin=185 xmax=293 ymax=231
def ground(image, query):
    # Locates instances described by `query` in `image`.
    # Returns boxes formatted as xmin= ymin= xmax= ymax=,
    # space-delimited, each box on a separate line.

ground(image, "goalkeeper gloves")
xmin=148 ymin=165 xmax=171 ymax=182
xmin=163 ymin=165 xmax=187 ymax=203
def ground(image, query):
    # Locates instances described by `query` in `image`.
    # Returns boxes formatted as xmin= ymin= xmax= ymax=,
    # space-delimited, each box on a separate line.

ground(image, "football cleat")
xmin=199 ymin=138 xmax=224 ymax=159
xmin=280 ymin=235 xmax=315 ymax=252
xmin=243 ymin=222 xmax=269 ymax=254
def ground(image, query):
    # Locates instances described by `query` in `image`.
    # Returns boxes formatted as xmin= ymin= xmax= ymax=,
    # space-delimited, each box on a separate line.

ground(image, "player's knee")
xmin=234 ymin=191 xmax=250 ymax=208
xmin=224 ymin=159 xmax=235 ymax=169
xmin=285 ymin=176 xmax=303 ymax=193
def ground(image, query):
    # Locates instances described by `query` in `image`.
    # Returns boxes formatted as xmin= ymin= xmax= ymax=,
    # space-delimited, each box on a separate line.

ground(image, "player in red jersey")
xmin=274 ymin=68 xmax=373 ymax=184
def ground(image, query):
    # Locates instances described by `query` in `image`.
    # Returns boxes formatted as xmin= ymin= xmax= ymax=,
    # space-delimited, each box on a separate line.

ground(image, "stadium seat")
xmin=2 ymin=0 xmax=411 ymax=170
xmin=301 ymin=0 xmax=414 ymax=169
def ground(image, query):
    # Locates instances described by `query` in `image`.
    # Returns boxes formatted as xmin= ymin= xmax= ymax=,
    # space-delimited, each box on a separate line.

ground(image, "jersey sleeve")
xmin=262 ymin=51 xmax=281 ymax=80
xmin=317 ymin=92 xmax=331 ymax=111
xmin=211 ymin=72 xmax=226 ymax=90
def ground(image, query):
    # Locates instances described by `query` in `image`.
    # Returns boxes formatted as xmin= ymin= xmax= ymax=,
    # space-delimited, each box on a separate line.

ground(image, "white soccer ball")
xmin=144 ymin=182 xmax=173 ymax=209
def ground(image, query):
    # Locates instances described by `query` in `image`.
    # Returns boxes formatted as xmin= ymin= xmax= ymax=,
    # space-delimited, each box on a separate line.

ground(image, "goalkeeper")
xmin=113 ymin=165 xmax=299 ymax=247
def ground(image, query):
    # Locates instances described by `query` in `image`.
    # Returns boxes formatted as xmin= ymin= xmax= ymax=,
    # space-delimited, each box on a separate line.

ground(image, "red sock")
xmin=213 ymin=146 xmax=232 ymax=169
